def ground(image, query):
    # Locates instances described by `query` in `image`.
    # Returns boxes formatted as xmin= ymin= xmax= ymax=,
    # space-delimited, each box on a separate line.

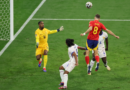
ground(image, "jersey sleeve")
xmin=46 ymin=28 xmax=57 ymax=34
xmin=104 ymin=32 xmax=108 ymax=38
xmin=35 ymin=30 xmax=39 ymax=43
xmin=75 ymin=44 xmax=79 ymax=48
xmin=89 ymin=21 xmax=93 ymax=27
xmin=101 ymin=23 xmax=107 ymax=30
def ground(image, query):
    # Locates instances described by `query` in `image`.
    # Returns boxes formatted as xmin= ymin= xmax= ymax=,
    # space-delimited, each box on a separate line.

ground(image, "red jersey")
xmin=87 ymin=20 xmax=107 ymax=40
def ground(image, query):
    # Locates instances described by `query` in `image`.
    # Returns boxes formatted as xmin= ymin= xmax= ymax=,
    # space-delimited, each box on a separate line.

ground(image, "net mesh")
xmin=0 ymin=0 xmax=10 ymax=40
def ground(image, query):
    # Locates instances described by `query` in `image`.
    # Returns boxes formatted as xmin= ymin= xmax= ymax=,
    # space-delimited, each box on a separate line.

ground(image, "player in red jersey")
xmin=80 ymin=14 xmax=119 ymax=75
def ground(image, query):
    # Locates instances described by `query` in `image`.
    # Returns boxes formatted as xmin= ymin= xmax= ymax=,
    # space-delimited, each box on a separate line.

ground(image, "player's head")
xmin=95 ymin=14 xmax=100 ymax=20
xmin=66 ymin=39 xmax=74 ymax=47
xmin=38 ymin=21 xmax=44 ymax=29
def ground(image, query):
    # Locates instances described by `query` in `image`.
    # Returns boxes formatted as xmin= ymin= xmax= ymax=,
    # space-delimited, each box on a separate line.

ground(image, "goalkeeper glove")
xmin=36 ymin=43 xmax=39 ymax=48
xmin=57 ymin=26 xmax=64 ymax=32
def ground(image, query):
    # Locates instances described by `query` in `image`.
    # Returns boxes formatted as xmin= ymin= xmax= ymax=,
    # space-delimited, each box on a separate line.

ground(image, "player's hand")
xmin=105 ymin=48 xmax=108 ymax=51
xmin=75 ymin=63 xmax=79 ymax=66
xmin=58 ymin=26 xmax=64 ymax=31
xmin=36 ymin=43 xmax=39 ymax=48
xmin=115 ymin=36 xmax=119 ymax=39
xmin=80 ymin=33 xmax=84 ymax=36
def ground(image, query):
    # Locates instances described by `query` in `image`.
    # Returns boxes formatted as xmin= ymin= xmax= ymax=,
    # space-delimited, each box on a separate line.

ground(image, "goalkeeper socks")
xmin=64 ymin=74 xmax=68 ymax=87
xmin=85 ymin=56 xmax=90 ymax=65
xmin=43 ymin=55 xmax=48 ymax=68
xmin=59 ymin=70 xmax=64 ymax=82
xmin=95 ymin=56 xmax=99 ymax=63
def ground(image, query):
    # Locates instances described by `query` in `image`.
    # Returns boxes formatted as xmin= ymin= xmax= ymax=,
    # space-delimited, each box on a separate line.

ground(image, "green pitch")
xmin=0 ymin=0 xmax=130 ymax=90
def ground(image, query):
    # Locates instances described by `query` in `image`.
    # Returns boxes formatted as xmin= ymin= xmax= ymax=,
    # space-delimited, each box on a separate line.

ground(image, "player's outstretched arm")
xmin=105 ymin=38 xmax=108 ymax=51
xmin=78 ymin=46 xmax=86 ymax=50
xmin=80 ymin=26 xmax=92 ymax=36
xmin=72 ymin=52 xmax=78 ymax=66
xmin=48 ymin=26 xmax=64 ymax=34
xmin=106 ymin=29 xmax=119 ymax=39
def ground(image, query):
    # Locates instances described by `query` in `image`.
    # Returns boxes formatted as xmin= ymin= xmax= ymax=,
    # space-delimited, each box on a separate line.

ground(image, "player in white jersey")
xmin=90 ymin=30 xmax=111 ymax=72
xmin=59 ymin=39 xmax=85 ymax=89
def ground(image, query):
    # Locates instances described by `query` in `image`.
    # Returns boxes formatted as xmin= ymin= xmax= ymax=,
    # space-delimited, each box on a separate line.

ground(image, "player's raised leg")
xmin=35 ymin=47 xmax=43 ymax=67
xmin=102 ymin=57 xmax=111 ymax=71
xmin=43 ymin=50 xmax=48 ymax=72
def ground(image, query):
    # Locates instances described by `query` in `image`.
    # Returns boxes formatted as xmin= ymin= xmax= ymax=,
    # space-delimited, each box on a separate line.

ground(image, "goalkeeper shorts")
xmin=35 ymin=45 xmax=49 ymax=56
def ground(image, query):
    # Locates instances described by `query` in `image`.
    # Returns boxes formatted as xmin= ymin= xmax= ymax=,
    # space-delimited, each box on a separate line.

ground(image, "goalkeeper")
xmin=35 ymin=21 xmax=64 ymax=72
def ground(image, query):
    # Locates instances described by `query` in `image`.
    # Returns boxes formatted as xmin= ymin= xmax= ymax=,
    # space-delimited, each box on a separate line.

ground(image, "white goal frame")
xmin=10 ymin=0 xmax=14 ymax=41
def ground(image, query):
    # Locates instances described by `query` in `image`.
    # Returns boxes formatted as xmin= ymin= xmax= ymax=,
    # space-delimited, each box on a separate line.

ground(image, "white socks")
xmin=59 ymin=70 xmax=64 ymax=82
xmin=63 ymin=74 xmax=68 ymax=87
xmin=90 ymin=60 xmax=95 ymax=71
xmin=59 ymin=70 xmax=68 ymax=87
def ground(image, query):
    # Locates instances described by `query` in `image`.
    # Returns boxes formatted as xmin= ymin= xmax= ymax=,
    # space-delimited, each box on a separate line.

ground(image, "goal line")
xmin=31 ymin=18 xmax=130 ymax=21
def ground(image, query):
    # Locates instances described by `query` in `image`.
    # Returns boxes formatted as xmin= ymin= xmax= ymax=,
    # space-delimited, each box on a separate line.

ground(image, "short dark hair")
xmin=95 ymin=14 xmax=100 ymax=19
xmin=66 ymin=39 xmax=74 ymax=47
xmin=38 ymin=21 xmax=42 ymax=25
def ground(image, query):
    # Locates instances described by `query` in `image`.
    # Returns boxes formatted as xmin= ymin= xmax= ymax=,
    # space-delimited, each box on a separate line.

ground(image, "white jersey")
xmin=92 ymin=31 xmax=108 ymax=58
xmin=98 ymin=31 xmax=108 ymax=49
xmin=68 ymin=44 xmax=78 ymax=63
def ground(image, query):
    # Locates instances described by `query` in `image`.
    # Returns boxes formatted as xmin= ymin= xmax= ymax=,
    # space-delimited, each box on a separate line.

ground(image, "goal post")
xmin=0 ymin=0 xmax=14 ymax=41
xmin=10 ymin=0 xmax=14 ymax=41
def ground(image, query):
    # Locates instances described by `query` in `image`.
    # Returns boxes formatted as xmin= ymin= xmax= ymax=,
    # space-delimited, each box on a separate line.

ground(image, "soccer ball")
xmin=86 ymin=2 xmax=92 ymax=9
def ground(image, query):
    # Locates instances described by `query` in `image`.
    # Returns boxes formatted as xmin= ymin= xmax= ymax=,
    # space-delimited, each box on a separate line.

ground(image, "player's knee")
xmin=64 ymin=71 xmax=69 ymax=74
xmin=94 ymin=52 xmax=98 ymax=56
xmin=59 ymin=66 xmax=64 ymax=70
xmin=44 ymin=50 xmax=48 ymax=55
xmin=36 ymin=56 xmax=41 ymax=60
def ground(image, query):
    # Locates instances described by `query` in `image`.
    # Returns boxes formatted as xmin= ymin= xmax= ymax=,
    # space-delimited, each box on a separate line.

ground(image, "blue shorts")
xmin=85 ymin=39 xmax=98 ymax=51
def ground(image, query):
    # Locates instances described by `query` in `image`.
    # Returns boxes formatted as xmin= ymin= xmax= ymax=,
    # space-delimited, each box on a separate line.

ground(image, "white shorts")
xmin=62 ymin=61 xmax=75 ymax=72
xmin=92 ymin=47 xmax=106 ymax=58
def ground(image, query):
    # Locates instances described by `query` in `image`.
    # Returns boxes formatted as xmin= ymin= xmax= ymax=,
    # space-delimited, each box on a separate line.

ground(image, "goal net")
xmin=0 ymin=0 xmax=13 ymax=41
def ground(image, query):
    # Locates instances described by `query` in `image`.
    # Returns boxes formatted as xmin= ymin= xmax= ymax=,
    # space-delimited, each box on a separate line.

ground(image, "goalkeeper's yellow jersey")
xmin=35 ymin=28 xmax=57 ymax=48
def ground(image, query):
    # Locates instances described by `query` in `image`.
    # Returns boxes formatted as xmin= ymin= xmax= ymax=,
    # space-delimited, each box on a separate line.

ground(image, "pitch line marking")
xmin=31 ymin=18 xmax=130 ymax=21
xmin=0 ymin=0 xmax=46 ymax=56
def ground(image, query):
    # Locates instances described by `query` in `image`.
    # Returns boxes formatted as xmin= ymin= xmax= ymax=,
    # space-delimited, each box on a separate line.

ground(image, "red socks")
xmin=85 ymin=56 xmax=99 ymax=65
xmin=95 ymin=56 xmax=99 ymax=63
xmin=85 ymin=56 xmax=89 ymax=65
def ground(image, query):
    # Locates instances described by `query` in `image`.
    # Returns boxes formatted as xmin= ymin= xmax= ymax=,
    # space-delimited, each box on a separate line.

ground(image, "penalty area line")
xmin=0 ymin=0 xmax=46 ymax=56
xmin=31 ymin=18 xmax=130 ymax=21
